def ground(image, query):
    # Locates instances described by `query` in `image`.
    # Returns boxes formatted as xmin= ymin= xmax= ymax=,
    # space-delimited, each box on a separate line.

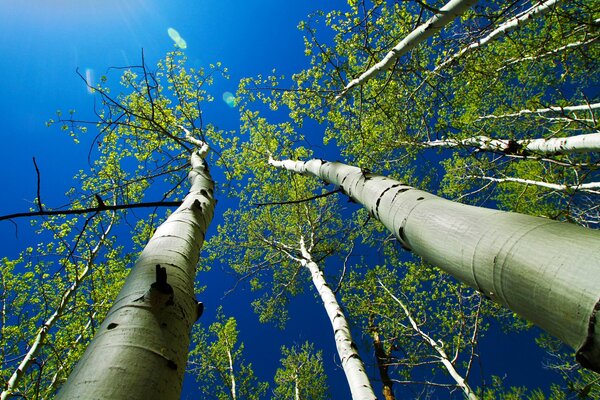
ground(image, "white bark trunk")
xmin=57 ymin=148 xmax=215 ymax=399
xmin=478 ymin=102 xmax=600 ymax=120
xmin=417 ymin=132 xmax=600 ymax=155
xmin=225 ymin=337 xmax=237 ymax=400
xmin=336 ymin=0 xmax=477 ymax=99
xmin=294 ymin=373 xmax=300 ymax=400
xmin=471 ymin=175 xmax=600 ymax=195
xmin=378 ymin=280 xmax=478 ymax=400
xmin=270 ymin=157 xmax=600 ymax=373
xmin=436 ymin=0 xmax=562 ymax=72
xmin=1 ymin=214 xmax=116 ymax=400
xmin=299 ymin=238 xmax=376 ymax=400
xmin=501 ymin=36 xmax=599 ymax=69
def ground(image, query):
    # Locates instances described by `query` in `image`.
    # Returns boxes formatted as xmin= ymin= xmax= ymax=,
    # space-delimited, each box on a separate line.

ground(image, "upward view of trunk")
xmin=369 ymin=322 xmax=395 ymax=400
xmin=269 ymin=157 xmax=600 ymax=372
xmin=411 ymin=132 xmax=600 ymax=155
xmin=299 ymin=238 xmax=377 ymax=400
xmin=57 ymin=146 xmax=215 ymax=400
xmin=336 ymin=0 xmax=477 ymax=99
xmin=378 ymin=281 xmax=478 ymax=400
xmin=478 ymin=102 xmax=600 ymax=120
xmin=435 ymin=0 xmax=562 ymax=72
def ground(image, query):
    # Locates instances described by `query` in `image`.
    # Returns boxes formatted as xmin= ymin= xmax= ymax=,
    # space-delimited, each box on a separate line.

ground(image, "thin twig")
xmin=32 ymin=157 xmax=43 ymax=212
xmin=253 ymin=188 xmax=342 ymax=207
xmin=0 ymin=201 xmax=182 ymax=222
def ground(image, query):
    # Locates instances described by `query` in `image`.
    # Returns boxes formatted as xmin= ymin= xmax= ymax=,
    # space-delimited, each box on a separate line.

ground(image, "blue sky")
xmin=0 ymin=1 xmax=563 ymax=398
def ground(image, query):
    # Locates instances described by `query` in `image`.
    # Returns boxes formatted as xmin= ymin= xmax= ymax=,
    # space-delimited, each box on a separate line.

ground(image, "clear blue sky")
xmin=0 ymin=1 xmax=560 ymax=398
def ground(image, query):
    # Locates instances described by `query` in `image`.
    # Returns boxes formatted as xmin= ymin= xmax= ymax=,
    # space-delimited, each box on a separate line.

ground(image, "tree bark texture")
xmin=57 ymin=149 xmax=215 ymax=399
xmin=270 ymin=158 xmax=600 ymax=372
xmin=300 ymin=239 xmax=377 ymax=400
xmin=336 ymin=0 xmax=477 ymax=99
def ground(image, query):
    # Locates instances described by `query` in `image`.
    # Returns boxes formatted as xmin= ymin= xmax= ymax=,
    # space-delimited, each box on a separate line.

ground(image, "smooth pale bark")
xmin=501 ymin=36 xmax=600 ymax=69
xmin=435 ymin=0 xmax=562 ymax=72
xmin=412 ymin=132 xmax=600 ymax=155
xmin=269 ymin=157 xmax=600 ymax=372
xmin=294 ymin=374 xmax=300 ymax=400
xmin=378 ymin=280 xmax=478 ymax=400
xmin=225 ymin=336 xmax=237 ymax=400
xmin=472 ymin=175 xmax=600 ymax=195
xmin=299 ymin=238 xmax=376 ymax=400
xmin=478 ymin=103 xmax=600 ymax=120
xmin=335 ymin=0 xmax=477 ymax=99
xmin=57 ymin=148 xmax=215 ymax=400
xmin=1 ymin=214 xmax=115 ymax=400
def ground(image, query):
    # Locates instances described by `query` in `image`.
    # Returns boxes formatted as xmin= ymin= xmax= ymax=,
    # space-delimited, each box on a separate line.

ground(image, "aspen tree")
xmin=269 ymin=157 xmax=600 ymax=372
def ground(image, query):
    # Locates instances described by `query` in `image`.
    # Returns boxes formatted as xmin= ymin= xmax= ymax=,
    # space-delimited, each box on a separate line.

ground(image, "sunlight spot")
xmin=167 ymin=27 xmax=187 ymax=49
xmin=222 ymin=92 xmax=236 ymax=108
xmin=85 ymin=68 xmax=95 ymax=94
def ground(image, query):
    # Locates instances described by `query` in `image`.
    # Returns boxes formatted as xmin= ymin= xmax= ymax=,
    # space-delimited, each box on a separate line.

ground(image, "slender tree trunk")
xmin=336 ymin=0 xmax=477 ymax=99
xmin=225 ymin=336 xmax=237 ymax=400
xmin=436 ymin=0 xmax=562 ymax=72
xmin=1 ymin=213 xmax=116 ymax=400
xmin=57 ymin=147 xmax=215 ymax=399
xmin=270 ymin=157 xmax=600 ymax=372
xmin=294 ymin=373 xmax=300 ymax=400
xmin=411 ymin=132 xmax=600 ymax=155
xmin=299 ymin=237 xmax=377 ymax=400
xmin=370 ymin=325 xmax=395 ymax=400
xmin=378 ymin=280 xmax=478 ymax=400
xmin=500 ymin=36 xmax=599 ymax=69
xmin=472 ymin=175 xmax=600 ymax=195
xmin=478 ymin=102 xmax=600 ymax=120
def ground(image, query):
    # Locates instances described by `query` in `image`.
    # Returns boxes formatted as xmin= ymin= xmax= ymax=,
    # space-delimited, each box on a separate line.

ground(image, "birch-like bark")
xmin=225 ymin=337 xmax=237 ymax=400
xmin=335 ymin=0 xmax=477 ymax=99
xmin=471 ymin=175 xmax=600 ymax=195
xmin=269 ymin=157 xmax=600 ymax=373
xmin=478 ymin=102 xmax=600 ymax=120
xmin=500 ymin=36 xmax=599 ymax=69
xmin=1 ymin=213 xmax=116 ymax=400
xmin=299 ymin=237 xmax=376 ymax=400
xmin=294 ymin=373 xmax=300 ymax=400
xmin=410 ymin=132 xmax=600 ymax=155
xmin=378 ymin=280 xmax=478 ymax=400
xmin=57 ymin=147 xmax=215 ymax=399
xmin=435 ymin=0 xmax=562 ymax=72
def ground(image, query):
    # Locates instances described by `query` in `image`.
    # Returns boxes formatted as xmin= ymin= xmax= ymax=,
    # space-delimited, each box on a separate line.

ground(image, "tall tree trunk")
xmin=57 ymin=147 xmax=215 ymax=399
xmin=299 ymin=237 xmax=377 ymax=400
xmin=378 ymin=280 xmax=478 ymax=399
xmin=270 ymin=157 xmax=600 ymax=372
xmin=336 ymin=0 xmax=477 ymax=99
xmin=225 ymin=336 xmax=237 ymax=400
xmin=471 ymin=175 xmax=600 ymax=195
xmin=436 ymin=0 xmax=562 ymax=72
xmin=369 ymin=322 xmax=395 ymax=400
xmin=478 ymin=102 xmax=600 ymax=120
xmin=411 ymin=132 xmax=600 ymax=155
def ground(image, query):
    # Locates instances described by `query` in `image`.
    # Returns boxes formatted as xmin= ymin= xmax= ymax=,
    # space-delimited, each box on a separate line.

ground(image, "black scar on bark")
xmin=151 ymin=264 xmax=174 ymax=306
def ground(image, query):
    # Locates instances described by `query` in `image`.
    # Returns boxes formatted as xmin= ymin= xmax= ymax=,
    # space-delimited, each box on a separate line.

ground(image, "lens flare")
xmin=85 ymin=68 xmax=95 ymax=94
xmin=167 ymin=27 xmax=187 ymax=49
xmin=222 ymin=92 xmax=236 ymax=108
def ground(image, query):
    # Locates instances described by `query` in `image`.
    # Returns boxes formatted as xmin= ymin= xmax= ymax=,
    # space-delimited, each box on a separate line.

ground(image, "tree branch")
xmin=253 ymin=188 xmax=342 ymax=207
xmin=0 ymin=201 xmax=182 ymax=222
